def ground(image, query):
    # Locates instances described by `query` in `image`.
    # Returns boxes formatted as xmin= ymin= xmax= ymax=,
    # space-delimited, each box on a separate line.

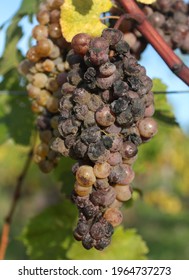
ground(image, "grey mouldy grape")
xmin=50 ymin=27 xmax=158 ymax=250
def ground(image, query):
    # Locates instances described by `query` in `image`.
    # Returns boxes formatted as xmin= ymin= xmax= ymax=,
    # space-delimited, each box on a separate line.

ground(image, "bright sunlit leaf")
xmin=137 ymin=0 xmax=156 ymax=4
xmin=60 ymin=0 xmax=112 ymax=42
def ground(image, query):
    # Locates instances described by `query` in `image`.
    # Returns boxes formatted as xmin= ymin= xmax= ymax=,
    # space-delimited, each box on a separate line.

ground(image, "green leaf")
xmin=16 ymin=0 xmax=41 ymax=16
xmin=153 ymin=78 xmax=178 ymax=126
xmin=20 ymin=200 xmax=77 ymax=260
xmin=0 ymin=0 xmax=40 ymax=78
xmin=0 ymin=93 xmax=34 ymax=145
xmin=0 ymin=18 xmax=23 ymax=76
xmin=0 ymin=69 xmax=24 ymax=91
xmin=0 ymin=95 xmax=10 ymax=144
xmin=67 ymin=226 xmax=149 ymax=260
xmin=53 ymin=157 xmax=76 ymax=196
xmin=152 ymin=78 xmax=167 ymax=93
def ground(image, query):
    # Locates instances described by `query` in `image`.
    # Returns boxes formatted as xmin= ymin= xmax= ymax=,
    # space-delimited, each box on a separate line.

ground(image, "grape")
xmin=99 ymin=62 xmax=116 ymax=77
xmin=27 ymin=84 xmax=41 ymax=99
xmin=90 ymin=187 xmax=116 ymax=207
xmin=113 ymin=80 xmax=129 ymax=98
xmin=71 ymin=33 xmax=91 ymax=56
xmin=50 ymin=9 xmax=60 ymax=23
xmin=49 ymin=45 xmax=61 ymax=59
xmin=76 ymin=165 xmax=96 ymax=187
xmin=95 ymin=105 xmax=115 ymax=127
xmin=87 ymin=94 xmax=103 ymax=112
xmin=122 ymin=154 xmax=138 ymax=165
xmin=82 ymin=233 xmax=94 ymax=250
xmin=39 ymin=130 xmax=53 ymax=144
xmin=42 ymin=59 xmax=55 ymax=72
xmin=46 ymin=96 xmax=59 ymax=113
xmin=138 ymin=117 xmax=158 ymax=139
xmin=110 ymin=136 xmax=123 ymax=152
xmin=110 ymin=98 xmax=128 ymax=114
xmin=90 ymin=222 xmax=106 ymax=240
xmin=107 ymin=152 xmax=122 ymax=166
xmin=103 ymin=208 xmax=123 ymax=227
xmin=144 ymin=103 xmax=155 ymax=117
xmin=149 ymin=12 xmax=165 ymax=28
xmin=73 ymin=88 xmax=91 ymax=105
xmin=51 ymin=137 xmax=69 ymax=156
xmin=94 ymin=237 xmax=111 ymax=250
xmin=32 ymin=25 xmax=48 ymax=40
xmin=89 ymin=37 xmax=109 ymax=52
xmin=46 ymin=77 xmax=59 ymax=91
xmin=97 ymin=73 xmax=115 ymax=89
xmin=31 ymin=101 xmax=43 ymax=113
xmin=48 ymin=23 xmax=62 ymax=38
xmin=121 ymin=141 xmax=138 ymax=159
xmin=36 ymin=39 xmax=53 ymax=57
xmin=114 ymin=184 xmax=132 ymax=202
xmin=94 ymin=178 xmax=110 ymax=190
xmin=109 ymin=198 xmax=123 ymax=209
xmin=37 ymin=10 xmax=50 ymax=25
xmin=75 ymin=220 xmax=90 ymax=236
xmin=36 ymin=89 xmax=51 ymax=106
xmin=93 ymin=162 xmax=111 ymax=179
xmin=102 ymin=28 xmax=123 ymax=46
xmin=118 ymin=164 xmax=135 ymax=185
xmin=32 ymin=73 xmax=48 ymax=88
xmin=74 ymin=182 xmax=92 ymax=197
xmin=51 ymin=0 xmax=64 ymax=9
xmin=26 ymin=47 xmax=40 ymax=62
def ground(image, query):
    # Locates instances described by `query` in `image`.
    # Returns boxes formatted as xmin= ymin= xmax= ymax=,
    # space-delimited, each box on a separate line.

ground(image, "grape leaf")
xmin=0 ymin=95 xmax=10 ymax=144
xmin=67 ymin=226 xmax=149 ymax=260
xmin=16 ymin=0 xmax=41 ymax=16
xmin=0 ymin=93 xmax=34 ymax=145
xmin=0 ymin=0 xmax=40 ymax=79
xmin=60 ymin=0 xmax=112 ymax=42
xmin=52 ymin=157 xmax=76 ymax=197
xmin=20 ymin=200 xmax=77 ymax=260
xmin=152 ymin=78 xmax=178 ymax=127
xmin=0 ymin=21 xmax=23 ymax=76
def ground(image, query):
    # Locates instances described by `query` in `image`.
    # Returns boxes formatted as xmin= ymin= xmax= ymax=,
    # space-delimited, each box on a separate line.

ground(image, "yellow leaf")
xmin=137 ymin=0 xmax=156 ymax=4
xmin=60 ymin=0 xmax=112 ymax=42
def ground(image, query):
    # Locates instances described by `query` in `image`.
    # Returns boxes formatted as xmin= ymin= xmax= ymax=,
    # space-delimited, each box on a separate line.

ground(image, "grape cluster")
xmin=18 ymin=0 xmax=70 ymax=173
xmin=148 ymin=0 xmax=189 ymax=53
xmin=112 ymin=0 xmax=189 ymax=58
xmin=51 ymin=28 xmax=158 ymax=250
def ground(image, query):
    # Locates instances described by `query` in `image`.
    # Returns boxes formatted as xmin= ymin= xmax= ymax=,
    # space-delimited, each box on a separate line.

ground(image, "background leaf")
xmin=0 ymin=93 xmax=34 ymax=145
xmin=153 ymin=78 xmax=178 ymax=126
xmin=52 ymin=157 xmax=76 ymax=197
xmin=0 ymin=19 xmax=23 ymax=76
xmin=20 ymin=200 xmax=77 ymax=260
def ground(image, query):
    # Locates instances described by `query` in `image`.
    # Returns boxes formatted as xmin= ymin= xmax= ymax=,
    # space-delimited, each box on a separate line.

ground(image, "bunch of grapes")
xmin=51 ymin=28 xmax=158 ymax=250
xmin=112 ymin=0 xmax=189 ymax=58
xmin=18 ymin=0 xmax=71 ymax=173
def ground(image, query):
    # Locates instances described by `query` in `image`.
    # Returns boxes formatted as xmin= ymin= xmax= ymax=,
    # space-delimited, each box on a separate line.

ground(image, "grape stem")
xmin=117 ymin=0 xmax=189 ymax=86
xmin=0 ymin=133 xmax=36 ymax=260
